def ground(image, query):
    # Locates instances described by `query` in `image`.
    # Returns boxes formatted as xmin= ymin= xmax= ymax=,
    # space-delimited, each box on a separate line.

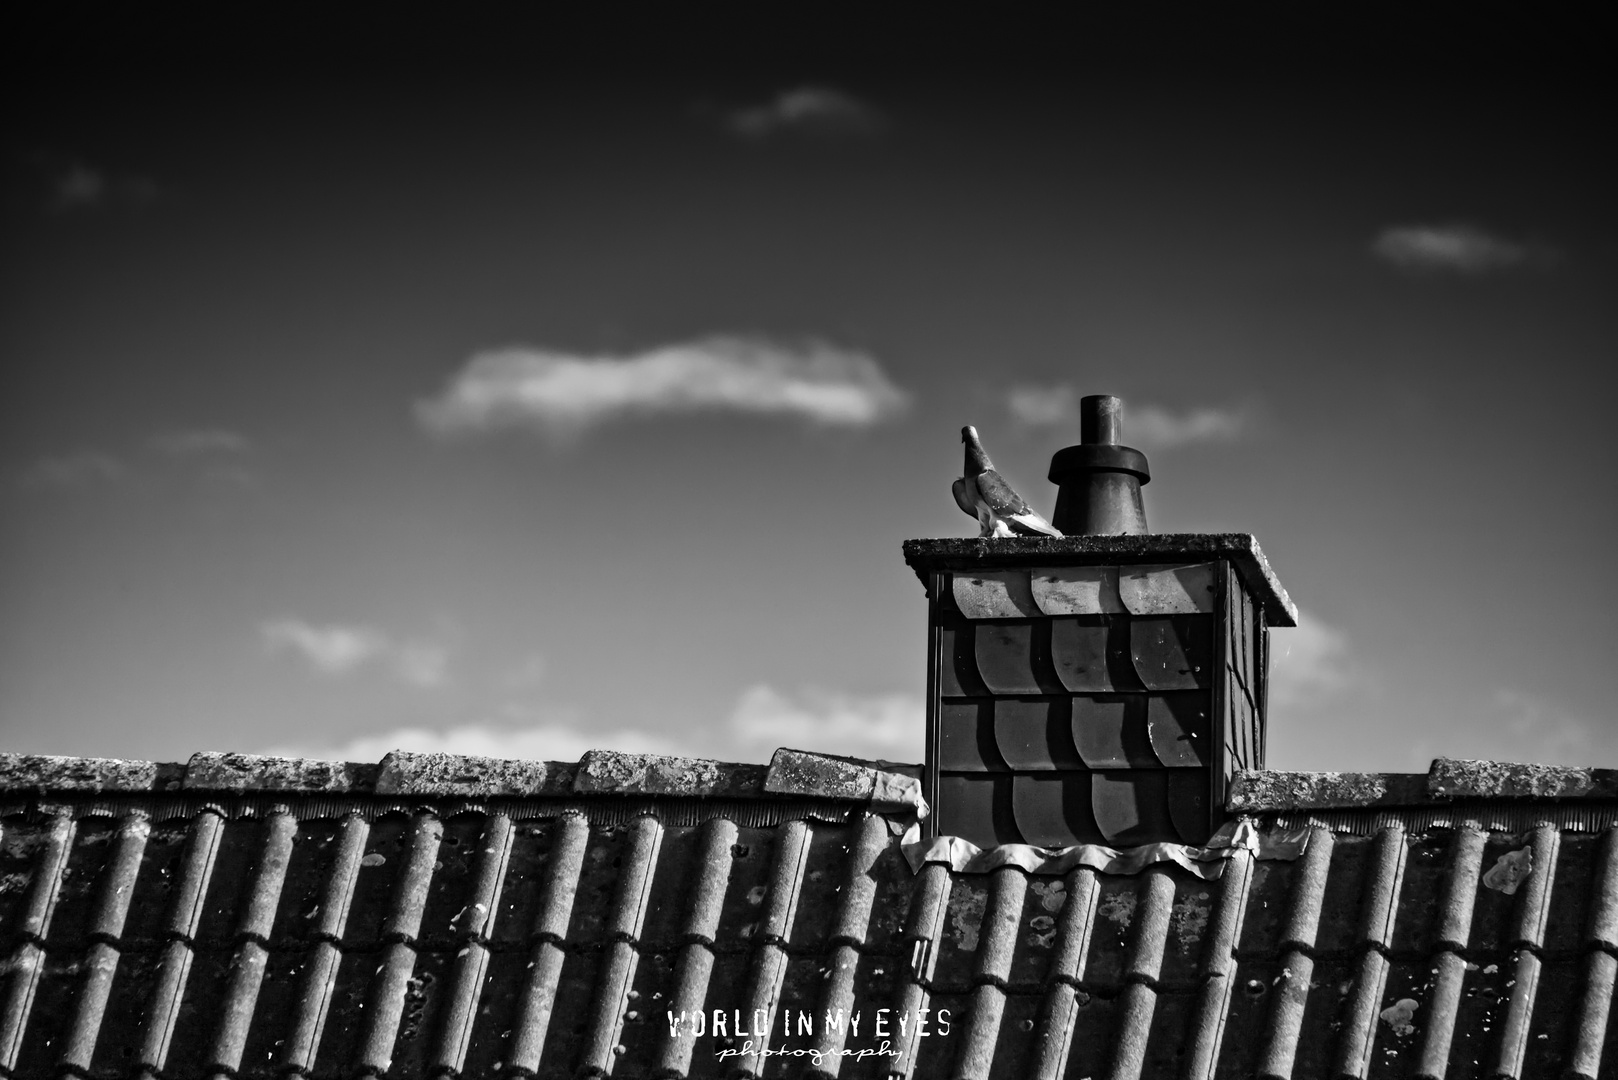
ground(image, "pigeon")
xmin=952 ymin=425 xmax=1064 ymax=538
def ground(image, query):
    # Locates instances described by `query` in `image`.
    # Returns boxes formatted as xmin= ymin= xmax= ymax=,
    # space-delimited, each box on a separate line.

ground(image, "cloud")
xmin=724 ymin=87 xmax=885 ymax=139
xmin=1370 ymin=224 xmax=1549 ymax=274
xmin=261 ymin=619 xmax=452 ymax=687
xmin=726 ymin=685 xmax=924 ymax=764
xmin=417 ymin=336 xmax=910 ymax=438
xmin=1128 ymin=404 xmax=1249 ymax=450
xmin=1268 ymin=610 xmax=1354 ymax=711
xmin=501 ymin=653 xmax=549 ymax=690
xmin=1005 ymin=385 xmax=1082 ymax=428
xmin=1006 ymin=387 xmax=1249 ymax=450
xmin=19 ymin=451 xmax=126 ymax=489
xmin=257 ymin=720 xmax=686 ymax=764
xmin=151 ymin=429 xmax=250 ymax=455
xmin=20 ymin=433 xmax=255 ymax=492
xmin=253 ymin=684 xmax=924 ymax=768
xmin=1489 ymin=688 xmax=1596 ymax=763
xmin=53 ymin=163 xmax=109 ymax=209
xmin=390 ymin=641 xmax=453 ymax=688
xmin=153 ymin=429 xmax=258 ymax=489
xmin=15 ymin=150 xmax=159 ymax=213
xmin=261 ymin=620 xmax=387 ymax=673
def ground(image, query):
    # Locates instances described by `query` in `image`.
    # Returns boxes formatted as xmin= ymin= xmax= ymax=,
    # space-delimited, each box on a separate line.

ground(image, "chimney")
xmin=903 ymin=396 xmax=1296 ymax=849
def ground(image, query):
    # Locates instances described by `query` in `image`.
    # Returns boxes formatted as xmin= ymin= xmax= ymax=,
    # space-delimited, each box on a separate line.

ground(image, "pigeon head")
xmin=961 ymin=425 xmax=994 ymax=477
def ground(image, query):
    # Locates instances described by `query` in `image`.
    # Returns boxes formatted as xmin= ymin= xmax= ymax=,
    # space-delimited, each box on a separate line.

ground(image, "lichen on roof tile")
xmin=572 ymin=750 xmax=767 ymax=797
xmin=1428 ymin=757 xmax=1618 ymax=800
xmin=763 ymin=748 xmax=929 ymax=815
xmin=185 ymin=751 xmax=372 ymax=793
xmin=375 ymin=750 xmax=573 ymax=796
xmin=764 ymin=748 xmax=877 ymax=801
xmin=1226 ymin=769 xmax=1427 ymax=811
xmin=0 ymin=754 xmax=165 ymax=793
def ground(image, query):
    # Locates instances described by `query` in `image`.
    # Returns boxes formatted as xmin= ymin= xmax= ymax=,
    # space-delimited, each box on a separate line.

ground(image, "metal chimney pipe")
xmin=1079 ymin=393 xmax=1122 ymax=446
xmin=1048 ymin=394 xmax=1151 ymax=535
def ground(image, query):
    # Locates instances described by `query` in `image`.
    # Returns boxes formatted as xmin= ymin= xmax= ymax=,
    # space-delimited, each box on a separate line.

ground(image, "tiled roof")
xmin=2 ymin=750 xmax=1616 ymax=1079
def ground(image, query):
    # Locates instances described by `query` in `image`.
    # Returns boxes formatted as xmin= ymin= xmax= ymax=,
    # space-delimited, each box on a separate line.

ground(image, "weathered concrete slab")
xmin=186 ymin=751 xmax=372 ymax=792
xmin=1428 ymin=757 xmax=1618 ymax=800
xmin=375 ymin=751 xmax=574 ymax=796
xmin=1227 ymin=769 xmax=1430 ymax=811
xmin=903 ymin=534 xmax=1297 ymax=626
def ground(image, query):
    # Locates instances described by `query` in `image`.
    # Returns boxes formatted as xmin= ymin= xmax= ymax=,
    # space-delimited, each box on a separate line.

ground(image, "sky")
xmin=2 ymin=9 xmax=1614 ymax=774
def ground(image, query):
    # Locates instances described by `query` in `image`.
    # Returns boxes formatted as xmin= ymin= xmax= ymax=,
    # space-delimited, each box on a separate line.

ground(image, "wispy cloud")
xmin=1005 ymin=386 xmax=1078 ymax=429
xmin=1370 ymin=224 xmax=1552 ymax=274
xmin=1269 ymin=610 xmax=1355 ymax=711
xmin=1129 ymin=405 xmax=1249 ymax=450
xmin=255 ymin=684 xmax=923 ymax=768
xmin=390 ymin=641 xmax=453 ymax=688
xmin=20 ymin=431 xmax=256 ymax=492
xmin=257 ymin=720 xmax=686 ymax=764
xmin=417 ymin=336 xmax=910 ymax=438
xmin=261 ymin=620 xmax=387 ymax=673
xmin=151 ymin=429 xmax=250 ymax=456
xmin=727 ymin=685 xmax=924 ymax=763
xmin=1490 ymin=687 xmax=1596 ymax=764
xmin=19 ymin=450 xmax=126 ymax=489
xmin=260 ymin=619 xmax=452 ymax=687
xmin=53 ymin=163 xmax=113 ymax=210
xmin=500 ymin=653 xmax=549 ymax=690
xmin=1006 ymin=387 xmax=1250 ymax=450
xmin=15 ymin=150 xmax=159 ymax=213
xmin=724 ymin=86 xmax=885 ymax=140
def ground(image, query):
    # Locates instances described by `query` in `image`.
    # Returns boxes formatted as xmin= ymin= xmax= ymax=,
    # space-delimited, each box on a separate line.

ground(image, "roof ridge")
xmin=0 ymin=747 xmax=929 ymax=811
xmin=1230 ymin=757 xmax=1618 ymax=811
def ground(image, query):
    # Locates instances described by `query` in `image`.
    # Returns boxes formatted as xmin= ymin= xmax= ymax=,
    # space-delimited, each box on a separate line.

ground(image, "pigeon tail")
xmin=961 ymin=425 xmax=994 ymax=477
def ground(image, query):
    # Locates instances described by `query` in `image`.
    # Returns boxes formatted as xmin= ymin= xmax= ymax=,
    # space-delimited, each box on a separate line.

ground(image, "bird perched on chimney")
xmin=953 ymin=425 xmax=1064 ymax=538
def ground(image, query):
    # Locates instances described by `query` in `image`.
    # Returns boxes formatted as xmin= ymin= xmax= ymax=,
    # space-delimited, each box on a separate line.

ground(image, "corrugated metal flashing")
xmin=900 ymin=818 xmax=1310 ymax=879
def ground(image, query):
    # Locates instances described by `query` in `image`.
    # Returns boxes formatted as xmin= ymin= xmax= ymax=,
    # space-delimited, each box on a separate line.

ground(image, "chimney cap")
xmin=1047 ymin=393 xmax=1152 ymax=535
xmin=1047 ymin=443 xmax=1150 ymax=483
xmin=900 ymin=532 xmax=1298 ymax=626
xmin=1048 ymin=394 xmax=1151 ymax=483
